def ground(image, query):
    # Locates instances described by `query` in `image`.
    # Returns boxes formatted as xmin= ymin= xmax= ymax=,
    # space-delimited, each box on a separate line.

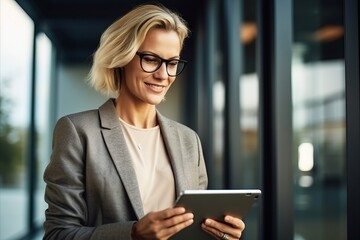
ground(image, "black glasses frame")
xmin=136 ymin=52 xmax=187 ymax=77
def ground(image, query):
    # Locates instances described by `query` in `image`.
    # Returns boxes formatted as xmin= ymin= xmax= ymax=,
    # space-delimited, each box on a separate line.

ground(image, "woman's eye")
xmin=168 ymin=61 xmax=179 ymax=68
xmin=144 ymin=56 xmax=160 ymax=64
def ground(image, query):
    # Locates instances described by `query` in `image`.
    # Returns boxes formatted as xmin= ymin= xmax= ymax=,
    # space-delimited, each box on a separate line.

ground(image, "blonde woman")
xmin=43 ymin=4 xmax=245 ymax=240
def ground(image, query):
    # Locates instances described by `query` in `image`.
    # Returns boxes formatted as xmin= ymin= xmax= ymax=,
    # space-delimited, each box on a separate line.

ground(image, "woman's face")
xmin=120 ymin=28 xmax=181 ymax=106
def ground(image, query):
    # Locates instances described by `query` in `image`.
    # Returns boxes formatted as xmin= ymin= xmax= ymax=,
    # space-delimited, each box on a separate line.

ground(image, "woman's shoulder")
xmin=53 ymin=110 xmax=101 ymax=138
xmin=57 ymin=99 xmax=115 ymax=127
xmin=58 ymin=109 xmax=100 ymax=125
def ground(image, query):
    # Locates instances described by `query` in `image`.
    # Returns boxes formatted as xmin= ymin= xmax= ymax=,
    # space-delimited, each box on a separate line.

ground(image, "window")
xmin=0 ymin=0 xmax=34 ymax=238
xmin=292 ymin=0 xmax=347 ymax=239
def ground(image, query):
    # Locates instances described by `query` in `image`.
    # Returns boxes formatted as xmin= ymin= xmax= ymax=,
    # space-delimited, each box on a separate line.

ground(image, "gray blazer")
xmin=43 ymin=99 xmax=208 ymax=240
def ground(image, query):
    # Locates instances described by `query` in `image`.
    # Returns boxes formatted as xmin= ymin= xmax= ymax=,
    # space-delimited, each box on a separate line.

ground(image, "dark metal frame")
xmin=26 ymin=25 xmax=38 ymax=238
xmin=258 ymin=0 xmax=294 ymax=239
xmin=345 ymin=0 xmax=360 ymax=239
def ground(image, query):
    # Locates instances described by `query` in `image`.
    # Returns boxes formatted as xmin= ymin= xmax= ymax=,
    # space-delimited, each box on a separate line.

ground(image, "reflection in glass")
xmin=292 ymin=0 xmax=346 ymax=239
xmin=0 ymin=0 xmax=34 ymax=238
xmin=35 ymin=33 xmax=53 ymax=226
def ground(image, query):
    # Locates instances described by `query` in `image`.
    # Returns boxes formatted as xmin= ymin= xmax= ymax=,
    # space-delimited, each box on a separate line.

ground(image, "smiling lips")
xmin=145 ymin=82 xmax=166 ymax=93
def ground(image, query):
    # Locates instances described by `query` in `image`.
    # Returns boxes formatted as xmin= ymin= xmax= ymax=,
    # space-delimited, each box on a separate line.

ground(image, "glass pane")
xmin=292 ymin=0 xmax=347 ymax=239
xmin=239 ymin=1 xmax=260 ymax=239
xmin=0 ymin=0 xmax=34 ymax=238
xmin=35 ymin=33 xmax=53 ymax=226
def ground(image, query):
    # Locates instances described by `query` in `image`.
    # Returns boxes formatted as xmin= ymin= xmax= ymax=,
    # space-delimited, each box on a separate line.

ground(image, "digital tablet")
xmin=170 ymin=189 xmax=261 ymax=240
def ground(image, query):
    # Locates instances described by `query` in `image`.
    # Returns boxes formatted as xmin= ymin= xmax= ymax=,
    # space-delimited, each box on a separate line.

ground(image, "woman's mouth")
xmin=145 ymin=82 xmax=165 ymax=92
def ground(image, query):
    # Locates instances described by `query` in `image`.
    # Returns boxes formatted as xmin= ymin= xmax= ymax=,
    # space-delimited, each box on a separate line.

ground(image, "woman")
xmin=43 ymin=4 xmax=245 ymax=240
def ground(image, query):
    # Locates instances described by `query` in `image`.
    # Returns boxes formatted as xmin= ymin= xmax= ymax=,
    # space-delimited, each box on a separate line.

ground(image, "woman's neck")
xmin=115 ymin=97 xmax=157 ymax=129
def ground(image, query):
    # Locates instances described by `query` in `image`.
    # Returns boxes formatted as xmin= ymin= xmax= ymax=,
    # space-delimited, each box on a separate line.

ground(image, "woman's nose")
xmin=154 ymin=62 xmax=168 ymax=79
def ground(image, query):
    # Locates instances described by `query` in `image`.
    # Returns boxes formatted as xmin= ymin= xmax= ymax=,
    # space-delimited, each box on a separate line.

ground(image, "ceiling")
xmin=14 ymin=0 xmax=344 ymax=65
xmin=14 ymin=0 xmax=205 ymax=64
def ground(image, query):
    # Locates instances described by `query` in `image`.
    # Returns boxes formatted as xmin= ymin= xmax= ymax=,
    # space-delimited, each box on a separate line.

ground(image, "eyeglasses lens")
xmin=140 ymin=54 xmax=185 ymax=76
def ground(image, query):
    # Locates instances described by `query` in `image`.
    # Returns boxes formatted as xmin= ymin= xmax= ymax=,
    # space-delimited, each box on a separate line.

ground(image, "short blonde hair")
xmin=88 ymin=4 xmax=189 ymax=96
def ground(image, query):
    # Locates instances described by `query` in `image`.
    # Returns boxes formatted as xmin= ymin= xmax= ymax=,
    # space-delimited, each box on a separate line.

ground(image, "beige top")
xmin=119 ymin=118 xmax=175 ymax=214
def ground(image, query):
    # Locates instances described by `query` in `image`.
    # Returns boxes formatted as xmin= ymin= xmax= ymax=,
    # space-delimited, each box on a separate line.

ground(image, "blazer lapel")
xmin=157 ymin=112 xmax=189 ymax=197
xmin=98 ymin=99 xmax=144 ymax=219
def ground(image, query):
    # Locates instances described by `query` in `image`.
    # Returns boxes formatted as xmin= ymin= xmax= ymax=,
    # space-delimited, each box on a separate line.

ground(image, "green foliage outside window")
xmin=0 ymin=90 xmax=24 ymax=187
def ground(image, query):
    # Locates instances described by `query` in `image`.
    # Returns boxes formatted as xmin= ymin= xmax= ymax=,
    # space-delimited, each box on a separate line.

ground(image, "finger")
xmin=158 ymin=207 xmax=187 ymax=219
xmin=134 ymin=210 xmax=193 ymax=240
xmin=202 ymin=222 xmax=236 ymax=240
xmin=162 ymin=212 xmax=194 ymax=228
xmin=161 ymin=217 xmax=194 ymax=238
xmin=201 ymin=222 xmax=226 ymax=239
xmin=202 ymin=219 xmax=242 ymax=239
xmin=148 ymin=209 xmax=194 ymax=239
xmin=224 ymin=215 xmax=245 ymax=230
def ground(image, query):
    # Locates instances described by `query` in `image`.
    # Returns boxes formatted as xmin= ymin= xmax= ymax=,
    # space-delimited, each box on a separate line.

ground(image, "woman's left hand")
xmin=201 ymin=215 xmax=245 ymax=240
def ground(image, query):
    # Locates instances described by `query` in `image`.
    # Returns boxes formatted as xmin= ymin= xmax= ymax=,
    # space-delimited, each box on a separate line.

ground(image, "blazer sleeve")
xmin=196 ymin=133 xmax=208 ymax=190
xmin=43 ymin=116 xmax=135 ymax=240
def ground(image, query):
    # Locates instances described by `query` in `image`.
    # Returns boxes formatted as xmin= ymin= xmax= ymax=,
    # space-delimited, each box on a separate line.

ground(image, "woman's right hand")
xmin=131 ymin=207 xmax=194 ymax=240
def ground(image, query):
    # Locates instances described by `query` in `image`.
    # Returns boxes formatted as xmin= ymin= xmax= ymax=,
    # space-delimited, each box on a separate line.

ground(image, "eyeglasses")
xmin=136 ymin=52 xmax=187 ymax=77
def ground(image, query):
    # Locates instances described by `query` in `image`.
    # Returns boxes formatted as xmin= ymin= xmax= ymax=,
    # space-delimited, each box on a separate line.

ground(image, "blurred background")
xmin=0 ymin=0 xmax=358 ymax=239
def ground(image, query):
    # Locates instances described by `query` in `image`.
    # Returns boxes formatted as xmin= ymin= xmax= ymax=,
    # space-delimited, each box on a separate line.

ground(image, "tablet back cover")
xmin=171 ymin=189 xmax=261 ymax=240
